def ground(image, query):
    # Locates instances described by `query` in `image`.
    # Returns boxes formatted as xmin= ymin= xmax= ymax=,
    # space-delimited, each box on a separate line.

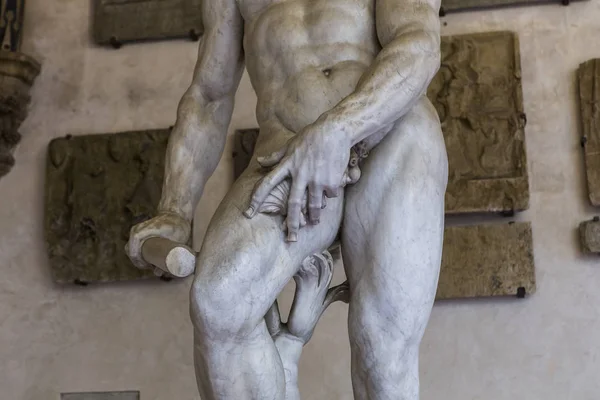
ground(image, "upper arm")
xmin=190 ymin=0 xmax=245 ymax=102
xmin=376 ymin=0 xmax=440 ymax=50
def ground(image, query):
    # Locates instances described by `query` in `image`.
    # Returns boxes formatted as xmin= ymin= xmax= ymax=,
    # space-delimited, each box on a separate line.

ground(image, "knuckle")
xmin=288 ymin=199 xmax=302 ymax=207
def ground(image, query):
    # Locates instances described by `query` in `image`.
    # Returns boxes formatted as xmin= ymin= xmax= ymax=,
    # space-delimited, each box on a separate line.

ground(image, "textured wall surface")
xmin=2 ymin=1 xmax=600 ymax=399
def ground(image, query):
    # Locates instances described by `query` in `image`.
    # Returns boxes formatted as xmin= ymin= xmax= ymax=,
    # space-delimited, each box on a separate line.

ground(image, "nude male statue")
xmin=126 ymin=0 xmax=448 ymax=398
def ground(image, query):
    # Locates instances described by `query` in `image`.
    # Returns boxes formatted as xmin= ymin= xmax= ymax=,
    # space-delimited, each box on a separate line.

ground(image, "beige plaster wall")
xmin=2 ymin=0 xmax=600 ymax=398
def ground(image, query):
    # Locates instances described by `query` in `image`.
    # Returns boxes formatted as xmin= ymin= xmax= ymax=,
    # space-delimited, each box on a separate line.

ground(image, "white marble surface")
xmin=1 ymin=0 xmax=600 ymax=399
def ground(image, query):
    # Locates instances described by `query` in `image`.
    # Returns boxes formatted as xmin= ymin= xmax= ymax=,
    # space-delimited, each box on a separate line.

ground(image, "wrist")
xmin=313 ymin=114 xmax=354 ymax=150
xmin=319 ymin=109 xmax=358 ymax=148
xmin=157 ymin=202 xmax=192 ymax=224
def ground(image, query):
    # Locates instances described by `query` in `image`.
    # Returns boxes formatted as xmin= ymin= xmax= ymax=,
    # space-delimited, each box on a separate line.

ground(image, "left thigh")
xmin=341 ymin=97 xmax=448 ymax=343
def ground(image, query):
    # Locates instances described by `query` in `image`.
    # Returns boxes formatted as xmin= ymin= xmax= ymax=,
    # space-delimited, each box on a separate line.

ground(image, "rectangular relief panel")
xmin=440 ymin=0 xmax=587 ymax=14
xmin=579 ymin=218 xmax=600 ymax=254
xmin=93 ymin=0 xmax=203 ymax=45
xmin=428 ymin=31 xmax=529 ymax=214
xmin=45 ymin=129 xmax=171 ymax=284
xmin=579 ymin=59 xmax=600 ymax=206
xmin=437 ymin=222 xmax=535 ymax=300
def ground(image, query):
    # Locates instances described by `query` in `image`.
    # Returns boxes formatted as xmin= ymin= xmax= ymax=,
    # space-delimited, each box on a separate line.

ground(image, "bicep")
xmin=376 ymin=0 xmax=440 ymax=48
xmin=190 ymin=0 xmax=245 ymax=101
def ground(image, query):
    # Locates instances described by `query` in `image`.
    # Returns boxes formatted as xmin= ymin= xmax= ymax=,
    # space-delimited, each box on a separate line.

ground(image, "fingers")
xmin=308 ymin=185 xmax=324 ymax=225
xmin=286 ymin=179 xmax=307 ymax=242
xmin=257 ymin=148 xmax=286 ymax=168
xmin=245 ymin=165 xmax=289 ymax=218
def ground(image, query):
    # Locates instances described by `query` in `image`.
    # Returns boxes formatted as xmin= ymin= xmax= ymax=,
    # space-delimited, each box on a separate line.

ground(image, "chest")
xmin=238 ymin=0 xmax=376 ymax=50
xmin=237 ymin=0 xmax=374 ymax=26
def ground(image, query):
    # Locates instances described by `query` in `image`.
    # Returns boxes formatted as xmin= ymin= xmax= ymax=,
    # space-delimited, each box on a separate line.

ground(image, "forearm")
xmin=158 ymin=91 xmax=234 ymax=222
xmin=321 ymin=28 xmax=440 ymax=146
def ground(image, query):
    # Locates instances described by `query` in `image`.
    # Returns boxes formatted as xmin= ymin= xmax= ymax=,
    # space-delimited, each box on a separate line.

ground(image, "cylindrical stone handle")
xmin=141 ymin=237 xmax=196 ymax=278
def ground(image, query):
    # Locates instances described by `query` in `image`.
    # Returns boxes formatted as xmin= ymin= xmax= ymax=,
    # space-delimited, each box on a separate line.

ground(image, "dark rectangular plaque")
xmin=578 ymin=59 xmax=600 ymax=206
xmin=45 ymin=129 xmax=171 ymax=284
xmin=61 ymin=392 xmax=140 ymax=400
xmin=428 ymin=31 xmax=529 ymax=214
xmin=93 ymin=0 xmax=203 ymax=45
xmin=579 ymin=218 xmax=600 ymax=254
xmin=437 ymin=222 xmax=536 ymax=300
xmin=440 ymin=0 xmax=587 ymax=14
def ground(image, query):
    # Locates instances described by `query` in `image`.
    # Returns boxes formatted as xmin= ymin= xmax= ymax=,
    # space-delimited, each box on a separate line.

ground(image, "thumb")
xmin=257 ymin=148 xmax=286 ymax=167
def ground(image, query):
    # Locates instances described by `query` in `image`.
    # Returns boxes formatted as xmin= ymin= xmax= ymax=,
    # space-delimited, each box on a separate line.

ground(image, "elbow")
xmin=383 ymin=31 xmax=440 ymax=98
xmin=402 ymin=28 xmax=441 ymax=86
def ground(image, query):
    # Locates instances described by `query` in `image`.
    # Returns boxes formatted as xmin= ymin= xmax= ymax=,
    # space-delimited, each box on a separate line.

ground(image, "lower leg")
xmin=193 ymin=321 xmax=286 ymax=400
xmin=266 ymin=251 xmax=350 ymax=400
xmin=349 ymin=325 xmax=421 ymax=400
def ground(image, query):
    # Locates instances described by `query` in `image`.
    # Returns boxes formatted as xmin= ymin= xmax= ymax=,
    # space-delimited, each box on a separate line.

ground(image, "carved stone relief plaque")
xmin=61 ymin=392 xmax=140 ymax=400
xmin=232 ymin=131 xmax=535 ymax=299
xmin=45 ymin=129 xmax=171 ymax=284
xmin=428 ymin=31 xmax=529 ymax=215
xmin=579 ymin=217 xmax=600 ymax=254
xmin=578 ymin=59 xmax=600 ymax=206
xmin=93 ymin=0 xmax=203 ymax=46
xmin=437 ymin=222 xmax=535 ymax=300
xmin=440 ymin=0 xmax=585 ymax=15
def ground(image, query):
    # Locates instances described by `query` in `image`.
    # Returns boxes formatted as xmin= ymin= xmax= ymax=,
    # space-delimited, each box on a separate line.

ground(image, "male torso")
xmin=237 ymin=0 xmax=386 ymax=149
xmin=127 ymin=0 xmax=447 ymax=397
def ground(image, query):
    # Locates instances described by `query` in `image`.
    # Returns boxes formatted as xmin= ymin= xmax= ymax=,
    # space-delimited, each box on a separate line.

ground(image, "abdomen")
xmin=273 ymin=60 xmax=369 ymax=133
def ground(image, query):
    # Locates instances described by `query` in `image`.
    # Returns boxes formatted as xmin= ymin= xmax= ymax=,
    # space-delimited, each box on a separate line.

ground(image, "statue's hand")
xmin=244 ymin=124 xmax=351 ymax=242
xmin=125 ymin=211 xmax=191 ymax=274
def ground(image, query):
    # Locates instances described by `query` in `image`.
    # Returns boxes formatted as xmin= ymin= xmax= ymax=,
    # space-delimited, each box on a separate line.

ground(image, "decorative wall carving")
xmin=579 ymin=217 xmax=600 ymax=254
xmin=93 ymin=0 xmax=203 ymax=47
xmin=438 ymin=222 xmax=535 ymax=299
xmin=578 ymin=59 xmax=600 ymax=206
xmin=428 ymin=31 xmax=529 ymax=214
xmin=45 ymin=129 xmax=171 ymax=284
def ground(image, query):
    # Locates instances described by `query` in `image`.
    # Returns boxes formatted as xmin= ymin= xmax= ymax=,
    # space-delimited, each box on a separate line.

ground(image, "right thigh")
xmin=192 ymin=164 xmax=343 ymax=331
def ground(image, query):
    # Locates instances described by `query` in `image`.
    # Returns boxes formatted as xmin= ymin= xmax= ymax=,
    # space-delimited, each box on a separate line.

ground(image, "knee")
xmin=189 ymin=274 xmax=254 ymax=339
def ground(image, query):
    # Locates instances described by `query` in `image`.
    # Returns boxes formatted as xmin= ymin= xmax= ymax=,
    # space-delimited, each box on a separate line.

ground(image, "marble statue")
xmin=126 ymin=0 xmax=448 ymax=398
